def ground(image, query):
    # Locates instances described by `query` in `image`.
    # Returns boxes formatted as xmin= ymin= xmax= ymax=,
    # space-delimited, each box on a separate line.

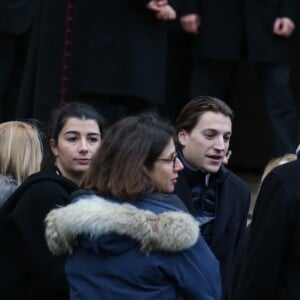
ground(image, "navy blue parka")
xmin=59 ymin=193 xmax=222 ymax=300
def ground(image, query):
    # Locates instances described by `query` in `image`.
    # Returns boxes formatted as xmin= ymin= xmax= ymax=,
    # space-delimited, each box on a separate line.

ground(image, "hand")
xmin=273 ymin=17 xmax=295 ymax=37
xmin=154 ymin=0 xmax=168 ymax=6
xmin=155 ymin=5 xmax=176 ymax=20
xmin=180 ymin=14 xmax=201 ymax=34
xmin=223 ymin=150 xmax=232 ymax=165
xmin=146 ymin=0 xmax=167 ymax=12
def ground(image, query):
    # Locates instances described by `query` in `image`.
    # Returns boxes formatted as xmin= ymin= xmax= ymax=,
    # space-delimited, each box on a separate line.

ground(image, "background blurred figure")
xmin=260 ymin=153 xmax=297 ymax=183
xmin=234 ymin=156 xmax=300 ymax=300
xmin=162 ymin=0 xmax=197 ymax=121
xmin=233 ymin=152 xmax=298 ymax=287
xmin=222 ymin=150 xmax=232 ymax=166
xmin=17 ymin=0 xmax=177 ymax=126
xmin=174 ymin=96 xmax=250 ymax=300
xmin=45 ymin=113 xmax=221 ymax=300
xmin=0 ymin=0 xmax=38 ymax=122
xmin=179 ymin=0 xmax=299 ymax=156
xmin=0 ymin=103 xmax=103 ymax=300
xmin=0 ymin=120 xmax=42 ymax=208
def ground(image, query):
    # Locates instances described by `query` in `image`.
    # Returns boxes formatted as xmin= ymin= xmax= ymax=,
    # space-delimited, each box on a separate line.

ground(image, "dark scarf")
xmin=177 ymin=150 xmax=216 ymax=244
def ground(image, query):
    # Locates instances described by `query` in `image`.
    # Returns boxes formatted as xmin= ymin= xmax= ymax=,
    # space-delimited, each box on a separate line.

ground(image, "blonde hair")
xmin=261 ymin=153 xmax=297 ymax=183
xmin=0 ymin=121 xmax=43 ymax=185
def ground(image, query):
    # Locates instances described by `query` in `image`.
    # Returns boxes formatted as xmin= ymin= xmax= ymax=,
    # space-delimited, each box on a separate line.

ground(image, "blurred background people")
xmin=162 ymin=0 xmax=197 ymax=121
xmin=179 ymin=0 xmax=299 ymax=156
xmin=17 ymin=0 xmax=177 ymax=126
xmin=0 ymin=0 xmax=38 ymax=122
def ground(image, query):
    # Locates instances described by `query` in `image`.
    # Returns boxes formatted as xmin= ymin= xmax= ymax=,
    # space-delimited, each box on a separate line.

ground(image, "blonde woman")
xmin=0 ymin=121 xmax=43 ymax=207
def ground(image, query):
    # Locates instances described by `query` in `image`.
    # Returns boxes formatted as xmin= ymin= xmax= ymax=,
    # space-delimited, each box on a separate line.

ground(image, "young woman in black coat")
xmin=0 ymin=102 xmax=103 ymax=300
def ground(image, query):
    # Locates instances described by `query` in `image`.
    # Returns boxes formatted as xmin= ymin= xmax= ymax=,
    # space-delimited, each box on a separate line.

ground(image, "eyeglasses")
xmin=155 ymin=154 xmax=179 ymax=168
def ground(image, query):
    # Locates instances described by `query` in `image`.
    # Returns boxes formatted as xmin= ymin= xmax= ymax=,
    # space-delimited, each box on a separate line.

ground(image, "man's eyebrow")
xmin=202 ymin=128 xmax=231 ymax=132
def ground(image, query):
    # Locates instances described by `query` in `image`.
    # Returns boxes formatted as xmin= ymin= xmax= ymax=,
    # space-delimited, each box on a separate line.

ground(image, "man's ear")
xmin=178 ymin=130 xmax=188 ymax=147
xmin=49 ymin=138 xmax=58 ymax=157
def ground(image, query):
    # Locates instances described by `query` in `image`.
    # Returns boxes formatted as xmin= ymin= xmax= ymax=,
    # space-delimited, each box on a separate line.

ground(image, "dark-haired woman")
xmin=0 ymin=103 xmax=103 ymax=300
xmin=45 ymin=114 xmax=221 ymax=299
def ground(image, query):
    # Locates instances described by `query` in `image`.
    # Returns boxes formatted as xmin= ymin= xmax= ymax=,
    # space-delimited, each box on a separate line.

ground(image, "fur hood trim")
xmin=45 ymin=195 xmax=200 ymax=256
xmin=0 ymin=174 xmax=17 ymax=209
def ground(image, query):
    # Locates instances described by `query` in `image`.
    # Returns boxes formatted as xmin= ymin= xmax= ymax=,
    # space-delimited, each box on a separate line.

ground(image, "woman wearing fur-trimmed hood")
xmin=45 ymin=114 xmax=221 ymax=300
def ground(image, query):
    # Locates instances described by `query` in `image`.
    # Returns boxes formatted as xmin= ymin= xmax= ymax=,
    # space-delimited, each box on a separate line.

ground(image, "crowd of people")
xmin=0 ymin=0 xmax=300 ymax=299
xmin=0 ymin=97 xmax=298 ymax=299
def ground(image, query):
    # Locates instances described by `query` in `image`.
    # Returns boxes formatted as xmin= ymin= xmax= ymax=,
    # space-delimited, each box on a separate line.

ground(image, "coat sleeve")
xmin=229 ymin=190 xmax=251 ymax=296
xmin=133 ymin=0 xmax=179 ymax=11
xmin=178 ymin=0 xmax=200 ymax=16
xmin=8 ymin=181 xmax=71 ymax=292
xmin=133 ymin=0 xmax=151 ymax=7
xmin=234 ymin=172 xmax=290 ymax=299
xmin=162 ymin=237 xmax=222 ymax=299
xmin=0 ymin=0 xmax=37 ymax=34
xmin=280 ymin=0 xmax=300 ymax=24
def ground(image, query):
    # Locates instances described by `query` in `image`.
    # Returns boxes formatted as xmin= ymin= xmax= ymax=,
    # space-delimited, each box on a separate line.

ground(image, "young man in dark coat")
xmin=234 ymin=158 xmax=300 ymax=300
xmin=178 ymin=0 xmax=299 ymax=156
xmin=174 ymin=96 xmax=251 ymax=300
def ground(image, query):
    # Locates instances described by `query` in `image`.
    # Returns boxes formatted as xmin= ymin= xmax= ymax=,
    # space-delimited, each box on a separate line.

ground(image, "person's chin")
xmin=74 ymin=165 xmax=89 ymax=173
xmin=168 ymin=186 xmax=175 ymax=193
xmin=206 ymin=165 xmax=221 ymax=174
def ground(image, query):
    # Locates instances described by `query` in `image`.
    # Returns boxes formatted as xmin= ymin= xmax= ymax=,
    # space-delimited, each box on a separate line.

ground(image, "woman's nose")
xmin=174 ymin=157 xmax=184 ymax=171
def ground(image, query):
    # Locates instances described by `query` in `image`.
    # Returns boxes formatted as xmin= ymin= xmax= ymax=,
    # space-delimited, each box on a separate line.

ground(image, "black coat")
xmin=234 ymin=159 xmax=300 ymax=300
xmin=174 ymin=165 xmax=251 ymax=300
xmin=0 ymin=0 xmax=38 ymax=122
xmin=0 ymin=0 xmax=38 ymax=34
xmin=186 ymin=0 xmax=299 ymax=61
xmin=0 ymin=167 xmax=79 ymax=300
xmin=17 ymin=0 xmax=175 ymax=123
